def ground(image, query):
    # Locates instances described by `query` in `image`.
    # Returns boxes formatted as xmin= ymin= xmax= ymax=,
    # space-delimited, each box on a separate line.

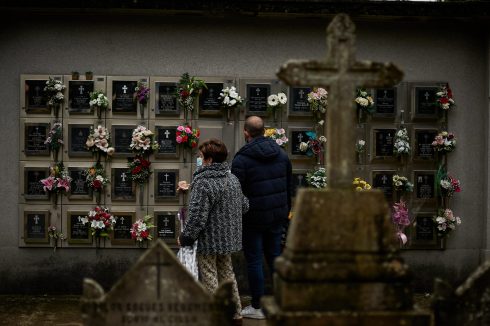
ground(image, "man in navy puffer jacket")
xmin=231 ymin=116 xmax=292 ymax=319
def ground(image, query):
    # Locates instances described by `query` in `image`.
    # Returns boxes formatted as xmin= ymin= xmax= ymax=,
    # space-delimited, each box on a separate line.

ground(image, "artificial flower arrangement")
xmin=433 ymin=208 xmax=461 ymax=238
xmin=267 ymin=92 xmax=288 ymax=117
xmin=89 ymin=90 xmax=109 ymax=118
xmin=219 ymin=86 xmax=243 ymax=110
xmin=354 ymin=88 xmax=375 ymax=114
xmin=439 ymin=174 xmax=461 ymax=197
xmin=86 ymin=125 xmax=115 ymax=160
xmin=391 ymin=200 xmax=411 ymax=245
xmin=44 ymin=77 xmax=66 ymax=107
xmin=353 ymin=177 xmax=372 ymax=191
xmin=80 ymin=206 xmax=117 ymax=239
xmin=48 ymin=225 xmax=65 ymax=250
xmin=84 ymin=163 xmax=109 ymax=203
xmin=306 ymin=167 xmax=327 ymax=189
xmin=393 ymin=127 xmax=410 ymax=156
xmin=299 ymin=131 xmax=326 ymax=157
xmin=40 ymin=162 xmax=72 ymax=196
xmin=307 ymin=87 xmax=328 ymax=124
xmin=128 ymin=156 xmax=152 ymax=184
xmin=135 ymin=82 xmax=150 ymax=105
xmin=264 ymin=128 xmax=288 ymax=148
xmin=176 ymin=124 xmax=200 ymax=149
xmin=436 ymin=84 xmax=456 ymax=111
xmin=355 ymin=139 xmax=366 ymax=153
xmin=44 ymin=122 xmax=63 ymax=160
xmin=431 ymin=131 xmax=456 ymax=154
xmin=130 ymin=214 xmax=156 ymax=243
xmin=177 ymin=72 xmax=207 ymax=113
xmin=392 ymin=175 xmax=414 ymax=193
xmin=130 ymin=125 xmax=160 ymax=155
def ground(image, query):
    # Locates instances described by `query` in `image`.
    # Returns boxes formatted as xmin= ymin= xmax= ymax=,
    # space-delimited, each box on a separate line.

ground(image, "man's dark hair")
xmin=198 ymin=138 xmax=228 ymax=163
xmin=244 ymin=116 xmax=265 ymax=138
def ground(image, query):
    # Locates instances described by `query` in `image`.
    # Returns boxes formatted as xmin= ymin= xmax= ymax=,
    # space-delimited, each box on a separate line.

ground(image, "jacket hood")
xmin=193 ymin=162 xmax=230 ymax=181
xmin=236 ymin=136 xmax=280 ymax=161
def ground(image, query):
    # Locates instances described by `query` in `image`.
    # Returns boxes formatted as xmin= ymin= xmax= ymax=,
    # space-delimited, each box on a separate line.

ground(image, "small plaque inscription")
xmin=68 ymin=212 xmax=91 ymax=243
xmin=415 ymin=87 xmax=438 ymax=117
xmin=25 ymin=123 xmax=49 ymax=156
xmin=24 ymin=168 xmax=49 ymax=200
xmin=156 ymin=83 xmax=178 ymax=115
xmin=69 ymin=80 xmax=94 ymax=113
xmin=68 ymin=125 xmax=92 ymax=157
xmin=112 ymin=168 xmax=135 ymax=201
xmin=25 ymin=80 xmax=49 ymax=113
xmin=415 ymin=215 xmax=435 ymax=241
xmin=68 ymin=168 xmax=91 ymax=198
xmin=289 ymin=87 xmax=311 ymax=114
xmin=374 ymin=88 xmax=396 ymax=116
xmin=113 ymin=214 xmax=133 ymax=241
xmin=415 ymin=129 xmax=437 ymax=160
xmin=155 ymin=170 xmax=178 ymax=201
xmin=199 ymin=83 xmax=223 ymax=111
xmin=372 ymin=171 xmax=394 ymax=201
xmin=112 ymin=81 xmax=137 ymax=113
xmin=290 ymin=130 xmax=312 ymax=156
xmin=247 ymin=84 xmax=270 ymax=113
xmin=415 ymin=173 xmax=435 ymax=199
xmin=156 ymin=127 xmax=177 ymax=156
xmin=113 ymin=126 xmax=134 ymax=155
xmin=157 ymin=212 xmax=177 ymax=240
xmin=24 ymin=211 xmax=49 ymax=243
xmin=374 ymin=129 xmax=395 ymax=157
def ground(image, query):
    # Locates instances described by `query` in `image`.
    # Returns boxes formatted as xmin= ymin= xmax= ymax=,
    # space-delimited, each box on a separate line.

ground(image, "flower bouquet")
xmin=393 ymin=127 xmax=410 ymax=157
xmin=431 ymin=131 xmax=456 ymax=154
xmin=355 ymin=139 xmax=366 ymax=164
xmin=48 ymin=225 xmax=65 ymax=251
xmin=44 ymin=77 xmax=66 ymax=117
xmin=130 ymin=125 xmax=160 ymax=155
xmin=439 ymin=174 xmax=461 ymax=198
xmin=80 ymin=206 xmax=117 ymax=245
xmin=84 ymin=163 xmax=109 ymax=204
xmin=131 ymin=214 xmax=156 ymax=247
xmin=354 ymin=88 xmax=374 ymax=123
xmin=176 ymin=125 xmax=200 ymax=162
xmin=436 ymin=84 xmax=456 ymax=111
xmin=44 ymin=122 xmax=63 ymax=161
xmin=177 ymin=73 xmax=207 ymax=120
xmin=264 ymin=128 xmax=288 ymax=148
xmin=392 ymin=175 xmax=414 ymax=193
xmin=306 ymin=167 xmax=327 ymax=189
xmin=219 ymin=86 xmax=243 ymax=121
xmin=128 ymin=155 xmax=152 ymax=207
xmin=353 ymin=177 xmax=371 ymax=191
xmin=89 ymin=90 xmax=109 ymax=119
xmin=299 ymin=131 xmax=326 ymax=162
xmin=86 ymin=125 xmax=115 ymax=162
xmin=307 ymin=87 xmax=328 ymax=124
xmin=40 ymin=162 xmax=72 ymax=206
xmin=433 ymin=208 xmax=461 ymax=238
xmin=267 ymin=92 xmax=287 ymax=121
xmin=392 ymin=200 xmax=411 ymax=245
xmin=135 ymin=82 xmax=150 ymax=118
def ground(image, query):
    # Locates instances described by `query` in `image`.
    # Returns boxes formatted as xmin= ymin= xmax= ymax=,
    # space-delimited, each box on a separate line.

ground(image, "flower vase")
xmin=95 ymin=236 xmax=104 ymax=249
xmin=442 ymin=196 xmax=450 ymax=209
xmin=227 ymin=109 xmax=232 ymax=122
xmin=94 ymin=190 xmax=102 ymax=205
xmin=357 ymin=152 xmax=363 ymax=165
xmin=139 ymin=183 xmax=145 ymax=208
xmin=52 ymin=193 xmax=58 ymax=208
xmin=52 ymin=149 xmax=59 ymax=162
xmin=96 ymin=106 xmax=102 ymax=120
xmin=137 ymin=240 xmax=148 ymax=249
xmin=54 ymin=104 xmax=61 ymax=119
xmin=139 ymin=102 xmax=145 ymax=120
xmin=273 ymin=108 xmax=279 ymax=123
xmin=357 ymin=108 xmax=364 ymax=125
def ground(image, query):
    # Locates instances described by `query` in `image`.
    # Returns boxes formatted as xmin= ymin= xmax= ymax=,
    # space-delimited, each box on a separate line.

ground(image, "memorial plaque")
xmin=25 ymin=79 xmax=49 ymax=113
xmin=24 ymin=123 xmax=49 ymax=156
xmin=155 ymin=126 xmax=178 ymax=157
xmin=246 ymin=84 xmax=270 ymax=114
xmin=155 ymin=82 xmax=179 ymax=115
xmin=290 ymin=130 xmax=312 ymax=156
xmin=289 ymin=87 xmax=311 ymax=115
xmin=373 ymin=88 xmax=396 ymax=117
xmin=68 ymin=167 xmax=91 ymax=199
xmin=112 ymin=213 xmax=134 ymax=244
xmin=415 ymin=172 xmax=435 ymax=199
xmin=415 ymin=215 xmax=435 ymax=241
xmin=112 ymin=168 xmax=135 ymax=201
xmin=372 ymin=171 xmax=394 ymax=201
xmin=68 ymin=124 xmax=92 ymax=157
xmin=154 ymin=170 xmax=178 ymax=201
xmin=414 ymin=129 xmax=437 ymax=161
xmin=112 ymin=125 xmax=134 ymax=155
xmin=67 ymin=212 xmax=91 ymax=244
xmin=199 ymin=83 xmax=223 ymax=112
xmin=112 ymin=80 xmax=137 ymax=114
xmin=292 ymin=171 xmax=308 ymax=198
xmin=374 ymin=129 xmax=395 ymax=158
xmin=24 ymin=211 xmax=49 ymax=243
xmin=68 ymin=80 xmax=94 ymax=113
xmin=24 ymin=168 xmax=49 ymax=200
xmin=156 ymin=212 xmax=178 ymax=242
xmin=414 ymin=86 xmax=438 ymax=118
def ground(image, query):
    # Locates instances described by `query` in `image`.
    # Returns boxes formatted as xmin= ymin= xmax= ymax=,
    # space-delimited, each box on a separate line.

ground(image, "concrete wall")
xmin=0 ymin=13 xmax=488 ymax=293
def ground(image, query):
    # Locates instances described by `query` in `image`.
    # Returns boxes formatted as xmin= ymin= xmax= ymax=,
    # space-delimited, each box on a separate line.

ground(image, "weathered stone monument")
xmin=80 ymin=239 xmax=235 ymax=325
xmin=262 ymin=14 xmax=433 ymax=325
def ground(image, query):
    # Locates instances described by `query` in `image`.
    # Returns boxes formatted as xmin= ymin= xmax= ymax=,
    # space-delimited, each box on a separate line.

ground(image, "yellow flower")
xmin=264 ymin=128 xmax=275 ymax=137
xmin=89 ymin=167 xmax=96 ymax=176
xmin=356 ymin=186 xmax=363 ymax=191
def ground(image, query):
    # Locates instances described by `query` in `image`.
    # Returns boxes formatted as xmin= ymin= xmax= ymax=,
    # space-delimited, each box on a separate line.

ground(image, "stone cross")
xmin=34 ymin=215 xmax=39 ymax=224
xmin=277 ymin=14 xmax=403 ymax=188
xmin=163 ymin=217 xmax=169 ymax=227
xmin=122 ymin=85 xmax=128 ymax=94
xmin=79 ymin=85 xmax=84 ymax=94
xmin=146 ymin=252 xmax=171 ymax=299
xmin=121 ymin=172 xmax=127 ymax=182
xmin=298 ymin=89 xmax=305 ymax=98
xmin=164 ymin=173 xmax=169 ymax=181
xmin=164 ymin=129 xmax=170 ymax=138
xmin=120 ymin=216 xmax=125 ymax=224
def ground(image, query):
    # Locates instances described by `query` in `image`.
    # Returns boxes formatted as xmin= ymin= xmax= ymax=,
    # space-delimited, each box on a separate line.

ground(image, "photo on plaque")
xmin=407 ymin=212 xmax=443 ymax=249
xmin=154 ymin=170 xmax=179 ymax=201
xmin=246 ymin=84 xmax=270 ymax=115
xmin=68 ymin=80 xmax=94 ymax=114
xmin=288 ymin=87 xmax=311 ymax=116
xmin=112 ymin=125 xmax=135 ymax=156
xmin=412 ymin=86 xmax=439 ymax=119
xmin=414 ymin=171 xmax=437 ymax=207
xmin=24 ymin=167 xmax=49 ymax=200
xmin=68 ymin=124 xmax=92 ymax=157
xmin=199 ymin=82 xmax=224 ymax=115
xmin=24 ymin=123 xmax=50 ymax=156
xmin=155 ymin=82 xmax=179 ymax=116
xmin=372 ymin=171 xmax=395 ymax=202
xmin=373 ymin=128 xmax=396 ymax=160
xmin=24 ymin=210 xmax=49 ymax=244
xmin=24 ymin=79 xmax=49 ymax=114
xmin=155 ymin=126 xmax=178 ymax=158
xmin=289 ymin=129 xmax=314 ymax=157
xmin=156 ymin=211 xmax=179 ymax=244
xmin=68 ymin=167 xmax=91 ymax=200
xmin=414 ymin=129 xmax=438 ymax=161
xmin=111 ymin=168 xmax=135 ymax=201
xmin=373 ymin=88 xmax=396 ymax=118
xmin=292 ymin=171 xmax=308 ymax=198
xmin=112 ymin=80 xmax=137 ymax=114
xmin=67 ymin=211 xmax=91 ymax=244
xmin=111 ymin=212 xmax=135 ymax=245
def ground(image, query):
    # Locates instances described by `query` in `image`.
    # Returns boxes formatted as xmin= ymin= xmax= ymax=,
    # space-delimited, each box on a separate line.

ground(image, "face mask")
xmin=196 ymin=157 xmax=203 ymax=167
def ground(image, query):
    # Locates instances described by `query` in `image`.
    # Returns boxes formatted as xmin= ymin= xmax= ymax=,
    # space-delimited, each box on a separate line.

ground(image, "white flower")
xmin=299 ymin=142 xmax=308 ymax=152
xmin=318 ymin=120 xmax=324 ymax=125
xmin=319 ymin=136 xmax=327 ymax=143
xmin=358 ymin=140 xmax=365 ymax=146
xmin=230 ymin=99 xmax=237 ymax=106
xmin=276 ymin=139 xmax=283 ymax=146
xmin=277 ymin=93 xmax=287 ymax=105
xmin=355 ymin=97 xmax=369 ymax=107
xmin=436 ymin=216 xmax=446 ymax=224
xmin=268 ymin=94 xmax=279 ymax=107
xmin=456 ymin=217 xmax=462 ymax=224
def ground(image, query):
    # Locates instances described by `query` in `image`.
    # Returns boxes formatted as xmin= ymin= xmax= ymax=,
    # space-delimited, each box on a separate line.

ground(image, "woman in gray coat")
xmin=179 ymin=138 xmax=249 ymax=324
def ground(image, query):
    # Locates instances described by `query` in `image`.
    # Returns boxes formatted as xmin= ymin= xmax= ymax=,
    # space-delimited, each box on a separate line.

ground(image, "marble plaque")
xmin=289 ymin=87 xmax=311 ymax=115
xmin=246 ymin=84 xmax=270 ymax=114
xmin=24 ymin=123 xmax=49 ymax=156
xmin=24 ymin=211 xmax=49 ymax=243
xmin=156 ymin=212 xmax=178 ymax=242
xmin=155 ymin=126 xmax=178 ymax=157
xmin=155 ymin=82 xmax=179 ymax=116
xmin=68 ymin=167 xmax=91 ymax=199
xmin=25 ymin=80 xmax=49 ymax=113
xmin=290 ymin=130 xmax=312 ymax=156
xmin=112 ymin=212 xmax=134 ymax=245
xmin=111 ymin=168 xmax=135 ymax=201
xmin=372 ymin=171 xmax=394 ymax=201
xmin=415 ymin=172 xmax=435 ymax=200
xmin=154 ymin=170 xmax=178 ymax=201
xmin=414 ymin=129 xmax=437 ymax=161
xmin=67 ymin=212 xmax=91 ymax=244
xmin=112 ymin=80 xmax=137 ymax=114
xmin=415 ymin=215 xmax=435 ymax=241
xmin=374 ymin=129 xmax=395 ymax=158
xmin=199 ymin=83 xmax=223 ymax=113
xmin=68 ymin=80 xmax=94 ymax=113
xmin=414 ymin=86 xmax=438 ymax=119
xmin=24 ymin=167 xmax=49 ymax=200
xmin=112 ymin=125 xmax=134 ymax=156
xmin=373 ymin=88 xmax=396 ymax=117
xmin=68 ymin=124 xmax=92 ymax=157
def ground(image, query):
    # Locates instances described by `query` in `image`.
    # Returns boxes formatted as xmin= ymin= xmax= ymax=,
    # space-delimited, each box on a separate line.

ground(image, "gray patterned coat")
xmin=179 ymin=162 xmax=249 ymax=254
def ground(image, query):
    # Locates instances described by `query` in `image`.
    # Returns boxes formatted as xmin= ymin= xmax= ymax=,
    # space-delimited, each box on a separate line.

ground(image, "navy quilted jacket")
xmin=231 ymin=136 xmax=292 ymax=230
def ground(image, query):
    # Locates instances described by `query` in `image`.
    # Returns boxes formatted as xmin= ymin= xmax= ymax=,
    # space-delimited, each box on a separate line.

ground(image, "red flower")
xmin=191 ymin=141 xmax=197 ymax=148
xmin=182 ymin=135 xmax=188 ymax=143
xmin=196 ymin=129 xmax=201 ymax=137
xmin=140 ymin=158 xmax=150 ymax=167
xmin=92 ymin=180 xmax=102 ymax=189
xmin=180 ymin=90 xmax=189 ymax=97
xmin=439 ymin=97 xmax=449 ymax=104
xmin=141 ymin=230 xmax=149 ymax=239
xmin=132 ymin=166 xmax=142 ymax=174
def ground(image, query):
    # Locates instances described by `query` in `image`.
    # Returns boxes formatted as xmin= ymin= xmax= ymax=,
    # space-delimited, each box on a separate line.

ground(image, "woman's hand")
xmin=177 ymin=180 xmax=190 ymax=193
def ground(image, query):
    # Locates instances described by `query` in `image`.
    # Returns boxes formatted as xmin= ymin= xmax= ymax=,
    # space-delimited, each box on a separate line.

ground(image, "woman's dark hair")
xmin=198 ymin=138 xmax=228 ymax=163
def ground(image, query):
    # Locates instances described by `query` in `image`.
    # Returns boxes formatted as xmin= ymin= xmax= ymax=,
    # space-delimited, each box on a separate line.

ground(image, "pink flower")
xmin=184 ymin=127 xmax=192 ymax=134
xmin=176 ymin=136 xmax=183 ymax=143
xmin=40 ymin=176 xmax=56 ymax=192
xmin=57 ymin=178 xmax=71 ymax=192
xmin=177 ymin=126 xmax=185 ymax=132
xmin=392 ymin=200 xmax=410 ymax=226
